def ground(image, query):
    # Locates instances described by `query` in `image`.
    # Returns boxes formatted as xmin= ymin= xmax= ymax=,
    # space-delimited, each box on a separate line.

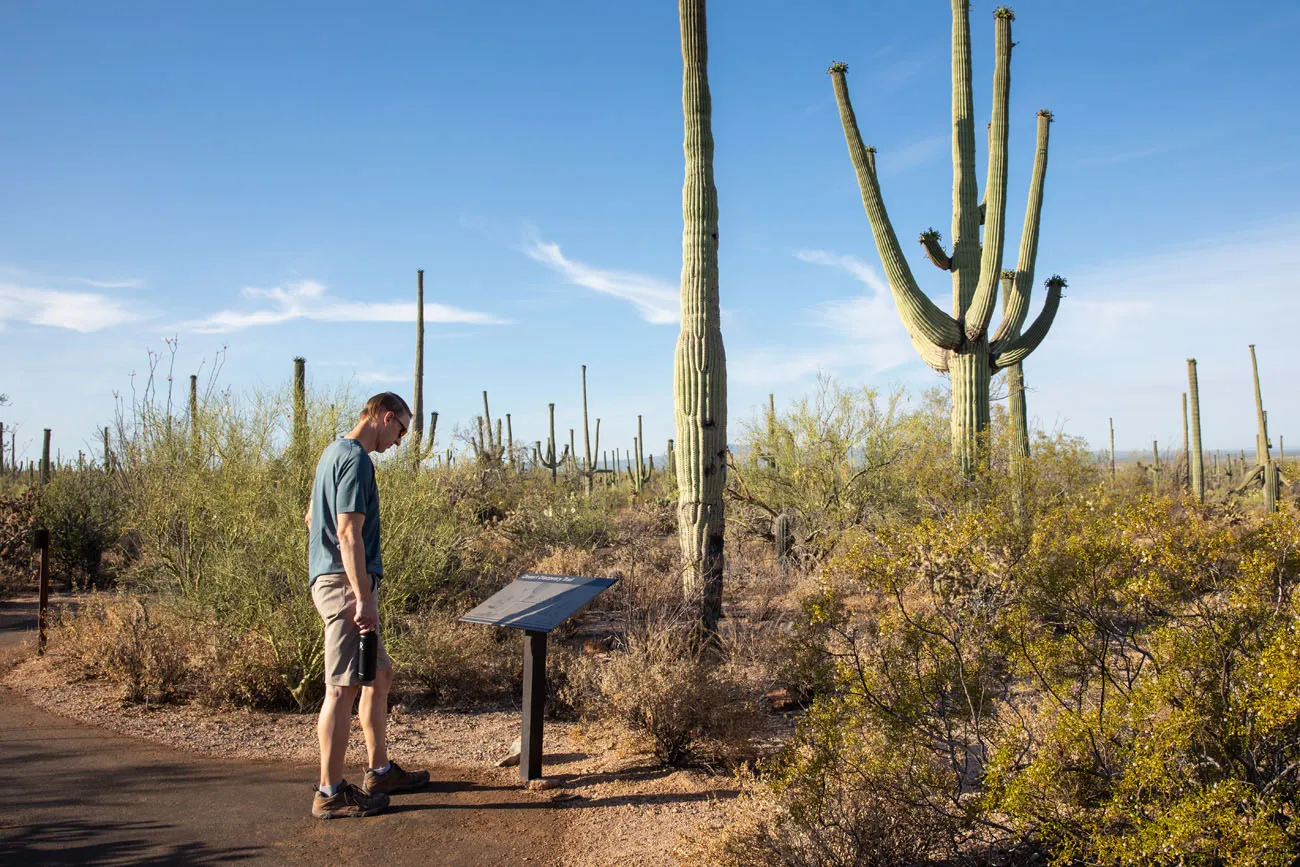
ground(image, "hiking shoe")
xmin=312 ymin=781 xmax=390 ymax=819
xmin=361 ymin=761 xmax=430 ymax=796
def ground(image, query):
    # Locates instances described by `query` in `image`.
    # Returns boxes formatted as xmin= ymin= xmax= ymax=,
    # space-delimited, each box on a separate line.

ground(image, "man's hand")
xmin=354 ymin=595 xmax=379 ymax=632
xmin=304 ymin=503 xmax=313 ymax=528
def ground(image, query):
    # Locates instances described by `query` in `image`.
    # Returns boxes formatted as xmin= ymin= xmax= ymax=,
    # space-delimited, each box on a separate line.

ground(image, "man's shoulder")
xmin=318 ymin=438 xmax=368 ymax=471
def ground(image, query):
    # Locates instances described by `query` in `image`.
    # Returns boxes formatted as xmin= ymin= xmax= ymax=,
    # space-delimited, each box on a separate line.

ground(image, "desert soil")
xmin=0 ymin=595 xmax=737 ymax=867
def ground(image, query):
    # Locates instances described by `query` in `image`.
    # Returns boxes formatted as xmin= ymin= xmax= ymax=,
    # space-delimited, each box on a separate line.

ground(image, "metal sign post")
xmin=35 ymin=528 xmax=50 ymax=655
xmin=460 ymin=573 xmax=617 ymax=782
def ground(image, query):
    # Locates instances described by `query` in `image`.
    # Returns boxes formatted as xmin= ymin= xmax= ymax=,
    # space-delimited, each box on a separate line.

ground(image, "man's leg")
xmin=358 ymin=665 xmax=392 ymax=771
xmin=318 ymin=683 xmax=360 ymax=789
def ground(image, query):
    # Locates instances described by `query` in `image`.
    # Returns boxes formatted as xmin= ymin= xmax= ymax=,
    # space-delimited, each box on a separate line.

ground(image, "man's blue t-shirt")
xmin=309 ymin=438 xmax=382 ymax=584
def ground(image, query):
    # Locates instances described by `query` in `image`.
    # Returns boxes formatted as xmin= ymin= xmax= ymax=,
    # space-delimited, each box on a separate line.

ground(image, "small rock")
xmin=763 ymin=688 xmax=797 ymax=712
xmin=551 ymin=791 xmax=583 ymax=802
xmin=495 ymin=737 xmax=522 ymax=768
xmin=527 ymin=778 xmax=557 ymax=791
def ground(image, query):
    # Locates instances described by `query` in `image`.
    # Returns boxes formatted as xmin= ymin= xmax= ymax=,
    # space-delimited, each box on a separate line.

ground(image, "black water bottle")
xmin=358 ymin=630 xmax=378 ymax=685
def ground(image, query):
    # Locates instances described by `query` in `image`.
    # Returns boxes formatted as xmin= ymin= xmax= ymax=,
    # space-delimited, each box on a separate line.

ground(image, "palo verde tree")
xmin=829 ymin=3 xmax=1066 ymax=475
xmin=675 ymin=0 xmax=727 ymax=633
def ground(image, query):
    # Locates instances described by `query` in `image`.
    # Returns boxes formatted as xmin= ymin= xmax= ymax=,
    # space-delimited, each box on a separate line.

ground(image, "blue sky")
xmin=2 ymin=1 xmax=1297 ymax=467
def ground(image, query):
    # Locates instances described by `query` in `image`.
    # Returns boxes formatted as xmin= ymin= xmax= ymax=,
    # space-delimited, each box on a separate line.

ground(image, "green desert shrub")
xmin=0 ymin=490 xmax=37 ymax=598
xmin=34 ymin=469 xmax=125 ymax=589
xmin=387 ymin=612 xmax=519 ymax=707
xmin=560 ymin=617 xmax=762 ymax=766
xmin=709 ymin=493 xmax=1300 ymax=865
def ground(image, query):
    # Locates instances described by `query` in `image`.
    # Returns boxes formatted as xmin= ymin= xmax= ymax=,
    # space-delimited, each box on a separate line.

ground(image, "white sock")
xmin=320 ymin=782 xmax=342 ymax=796
xmin=370 ymin=762 xmax=392 ymax=775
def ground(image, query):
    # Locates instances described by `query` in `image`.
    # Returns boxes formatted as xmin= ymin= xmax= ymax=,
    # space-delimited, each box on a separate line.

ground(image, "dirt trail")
xmin=0 ymin=597 xmax=566 ymax=867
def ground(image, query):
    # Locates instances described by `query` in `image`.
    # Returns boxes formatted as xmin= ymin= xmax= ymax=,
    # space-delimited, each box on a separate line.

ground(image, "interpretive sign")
xmin=460 ymin=573 xmax=617 ymax=781
xmin=459 ymin=573 xmax=617 ymax=633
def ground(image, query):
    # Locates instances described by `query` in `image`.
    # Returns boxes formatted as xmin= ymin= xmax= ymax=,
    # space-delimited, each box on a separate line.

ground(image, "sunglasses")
xmin=393 ymin=415 xmax=408 ymax=441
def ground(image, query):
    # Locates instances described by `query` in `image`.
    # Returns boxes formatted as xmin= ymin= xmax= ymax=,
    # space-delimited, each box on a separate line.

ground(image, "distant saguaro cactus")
xmin=41 ymin=429 xmax=51 ymax=486
xmin=1250 ymin=344 xmax=1271 ymax=468
xmin=292 ymin=355 xmax=307 ymax=450
xmin=1180 ymin=392 xmax=1190 ymax=489
xmin=675 ymin=0 xmax=727 ymax=632
xmin=829 ymin=5 xmax=1065 ymax=476
xmin=774 ymin=512 xmax=793 ymax=569
xmin=470 ymin=391 xmax=505 ymax=467
xmin=412 ymin=269 xmax=426 ymax=456
xmin=1187 ymin=359 xmax=1204 ymax=502
xmin=629 ymin=415 xmax=652 ymax=493
xmin=536 ymin=403 xmax=568 ymax=483
xmin=190 ymin=374 xmax=199 ymax=443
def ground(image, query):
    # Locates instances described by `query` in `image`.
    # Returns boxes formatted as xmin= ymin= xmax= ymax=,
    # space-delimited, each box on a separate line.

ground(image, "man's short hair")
xmin=360 ymin=392 xmax=411 ymax=422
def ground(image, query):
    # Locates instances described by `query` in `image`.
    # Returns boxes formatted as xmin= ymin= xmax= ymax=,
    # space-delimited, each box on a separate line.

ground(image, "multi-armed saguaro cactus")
xmin=829 ymin=4 xmax=1065 ymax=475
xmin=675 ymin=0 xmax=727 ymax=633
xmin=577 ymin=365 xmax=611 ymax=493
xmin=1234 ymin=344 xmax=1284 ymax=511
xmin=1187 ymin=359 xmax=1204 ymax=503
xmin=469 ymin=390 xmax=506 ymax=467
xmin=535 ymin=402 xmax=569 ymax=484
xmin=628 ymin=415 xmax=654 ymax=493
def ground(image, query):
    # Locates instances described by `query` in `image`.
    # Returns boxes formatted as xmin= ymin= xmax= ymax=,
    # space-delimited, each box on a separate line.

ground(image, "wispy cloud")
xmin=71 ymin=276 xmax=146 ymax=290
xmin=877 ymin=134 xmax=948 ymax=177
xmin=523 ymin=236 xmax=679 ymax=325
xmin=1078 ymin=143 xmax=1184 ymax=167
xmin=0 ymin=283 xmax=138 ymax=332
xmin=731 ymin=250 xmax=917 ymax=385
xmin=188 ymin=280 xmax=510 ymax=334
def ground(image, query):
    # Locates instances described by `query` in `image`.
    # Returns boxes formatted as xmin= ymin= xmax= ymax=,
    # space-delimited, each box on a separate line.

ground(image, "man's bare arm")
xmin=336 ymin=512 xmax=377 ymax=631
xmin=304 ymin=502 xmax=313 ymax=528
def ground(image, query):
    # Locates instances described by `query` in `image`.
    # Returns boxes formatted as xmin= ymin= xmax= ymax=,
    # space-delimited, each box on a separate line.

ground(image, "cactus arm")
xmin=919 ymin=229 xmax=952 ymax=271
xmin=991 ymin=111 xmax=1053 ymax=345
xmin=991 ymin=275 xmax=1064 ymax=369
xmin=963 ymin=8 xmax=1015 ymax=338
xmin=949 ymin=0 xmax=981 ymax=317
xmin=829 ymin=64 xmax=961 ymax=350
xmin=913 ymin=334 xmax=952 ymax=372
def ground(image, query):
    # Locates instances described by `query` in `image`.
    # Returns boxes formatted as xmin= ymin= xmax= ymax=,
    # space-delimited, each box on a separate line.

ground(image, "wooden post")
xmin=519 ymin=630 xmax=547 ymax=782
xmin=36 ymin=529 xmax=50 ymax=655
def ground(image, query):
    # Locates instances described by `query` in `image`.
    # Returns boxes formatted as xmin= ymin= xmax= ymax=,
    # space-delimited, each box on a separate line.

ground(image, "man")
xmin=305 ymin=392 xmax=429 ymax=819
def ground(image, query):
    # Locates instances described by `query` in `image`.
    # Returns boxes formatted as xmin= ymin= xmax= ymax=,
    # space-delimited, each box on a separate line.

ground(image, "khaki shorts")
xmin=311 ymin=572 xmax=393 ymax=687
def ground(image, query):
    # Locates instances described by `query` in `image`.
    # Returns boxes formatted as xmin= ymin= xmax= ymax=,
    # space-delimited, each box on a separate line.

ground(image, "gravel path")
xmin=0 ymin=596 xmax=565 ymax=867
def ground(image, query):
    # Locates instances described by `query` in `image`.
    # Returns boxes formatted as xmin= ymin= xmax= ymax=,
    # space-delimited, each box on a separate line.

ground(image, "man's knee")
xmin=322 ymin=683 xmax=360 ymax=706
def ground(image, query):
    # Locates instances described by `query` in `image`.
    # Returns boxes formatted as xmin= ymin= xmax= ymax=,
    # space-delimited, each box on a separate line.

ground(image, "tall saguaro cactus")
xmin=412 ymin=269 xmax=426 ymax=458
xmin=1250 ymin=344 xmax=1270 ymax=467
xmin=41 ymin=429 xmax=51 ymax=486
xmin=675 ymin=0 xmax=727 ymax=633
xmin=1187 ymin=359 xmax=1204 ymax=503
xmin=829 ymin=4 xmax=1065 ymax=475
